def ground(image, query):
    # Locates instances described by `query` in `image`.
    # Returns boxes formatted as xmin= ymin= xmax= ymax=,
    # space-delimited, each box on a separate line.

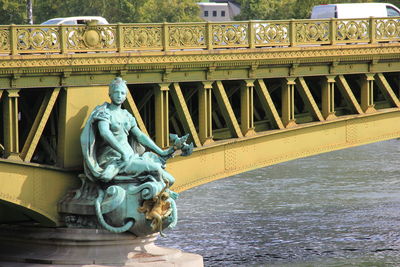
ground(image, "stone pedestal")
xmin=0 ymin=225 xmax=203 ymax=267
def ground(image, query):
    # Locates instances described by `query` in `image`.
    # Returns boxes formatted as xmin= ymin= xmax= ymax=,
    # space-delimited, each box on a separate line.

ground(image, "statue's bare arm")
xmin=130 ymin=126 xmax=172 ymax=157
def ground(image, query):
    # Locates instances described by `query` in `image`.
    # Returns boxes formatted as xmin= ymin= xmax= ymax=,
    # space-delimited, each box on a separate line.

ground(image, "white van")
xmin=40 ymin=16 xmax=109 ymax=25
xmin=311 ymin=3 xmax=400 ymax=19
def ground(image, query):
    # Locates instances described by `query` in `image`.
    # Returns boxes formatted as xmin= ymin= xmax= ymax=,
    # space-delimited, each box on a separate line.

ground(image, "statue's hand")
xmin=120 ymin=153 xmax=132 ymax=170
xmin=120 ymin=151 xmax=132 ymax=167
xmin=160 ymin=146 xmax=175 ymax=157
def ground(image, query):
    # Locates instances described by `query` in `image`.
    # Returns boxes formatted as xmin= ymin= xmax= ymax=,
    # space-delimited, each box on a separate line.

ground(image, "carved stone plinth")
xmin=0 ymin=225 xmax=203 ymax=267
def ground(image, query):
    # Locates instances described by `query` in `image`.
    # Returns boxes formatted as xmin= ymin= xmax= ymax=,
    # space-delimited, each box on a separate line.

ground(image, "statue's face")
xmin=110 ymin=85 xmax=127 ymax=105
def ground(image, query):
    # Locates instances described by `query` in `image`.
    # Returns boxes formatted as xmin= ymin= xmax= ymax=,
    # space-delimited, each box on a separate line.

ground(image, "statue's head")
xmin=109 ymin=77 xmax=127 ymax=105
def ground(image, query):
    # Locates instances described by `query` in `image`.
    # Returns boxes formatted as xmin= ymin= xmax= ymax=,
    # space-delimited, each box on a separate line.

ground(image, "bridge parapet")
xmin=1 ymin=17 xmax=400 ymax=55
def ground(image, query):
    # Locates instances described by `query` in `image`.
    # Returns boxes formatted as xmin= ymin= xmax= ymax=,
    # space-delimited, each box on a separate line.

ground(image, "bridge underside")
xmin=1 ymin=43 xmax=400 ymax=225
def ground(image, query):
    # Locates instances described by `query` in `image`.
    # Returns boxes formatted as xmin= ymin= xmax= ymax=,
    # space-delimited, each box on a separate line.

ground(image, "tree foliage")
xmin=0 ymin=0 xmax=26 ymax=24
xmin=34 ymin=0 xmax=200 ymax=23
xmin=0 ymin=0 xmax=200 ymax=24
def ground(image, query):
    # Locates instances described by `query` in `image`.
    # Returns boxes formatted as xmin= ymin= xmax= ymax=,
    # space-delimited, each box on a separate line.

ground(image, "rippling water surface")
xmin=157 ymin=140 xmax=400 ymax=266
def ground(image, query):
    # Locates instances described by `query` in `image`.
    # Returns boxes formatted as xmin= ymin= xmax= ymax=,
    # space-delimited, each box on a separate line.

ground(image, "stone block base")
xmin=0 ymin=225 xmax=203 ymax=267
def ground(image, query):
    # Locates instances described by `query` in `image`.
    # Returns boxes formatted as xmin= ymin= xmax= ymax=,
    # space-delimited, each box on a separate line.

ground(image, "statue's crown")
xmin=109 ymin=77 xmax=127 ymax=92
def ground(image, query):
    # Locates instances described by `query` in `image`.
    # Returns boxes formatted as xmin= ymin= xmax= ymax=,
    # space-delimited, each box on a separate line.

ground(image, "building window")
xmin=212 ymin=10 xmax=217 ymax=17
xmin=204 ymin=11 xmax=208 ymax=17
xmin=221 ymin=10 xmax=226 ymax=17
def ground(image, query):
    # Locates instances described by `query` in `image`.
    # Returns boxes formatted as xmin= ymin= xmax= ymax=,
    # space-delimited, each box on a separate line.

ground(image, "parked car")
xmin=311 ymin=3 xmax=400 ymax=19
xmin=40 ymin=16 xmax=109 ymax=25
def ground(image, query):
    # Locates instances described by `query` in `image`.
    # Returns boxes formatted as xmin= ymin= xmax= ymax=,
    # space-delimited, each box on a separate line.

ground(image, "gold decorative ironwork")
xmin=123 ymin=25 xmax=162 ymax=49
xmin=168 ymin=25 xmax=206 ymax=48
xmin=0 ymin=28 xmax=9 ymax=51
xmin=16 ymin=27 xmax=59 ymax=51
xmin=255 ymin=22 xmax=289 ymax=45
xmin=296 ymin=21 xmax=329 ymax=44
xmin=66 ymin=25 xmax=116 ymax=50
xmin=1 ymin=45 xmax=400 ymax=73
xmin=336 ymin=19 xmax=369 ymax=42
xmin=0 ymin=17 xmax=398 ymax=54
xmin=212 ymin=23 xmax=248 ymax=47
xmin=376 ymin=19 xmax=400 ymax=41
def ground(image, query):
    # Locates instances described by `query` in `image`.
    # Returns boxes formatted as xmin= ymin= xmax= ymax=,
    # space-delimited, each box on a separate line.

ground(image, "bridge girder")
xmin=0 ymin=160 xmax=78 ymax=225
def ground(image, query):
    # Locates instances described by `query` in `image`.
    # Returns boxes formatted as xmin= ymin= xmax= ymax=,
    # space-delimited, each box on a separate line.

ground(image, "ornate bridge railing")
xmin=1 ymin=17 xmax=400 ymax=55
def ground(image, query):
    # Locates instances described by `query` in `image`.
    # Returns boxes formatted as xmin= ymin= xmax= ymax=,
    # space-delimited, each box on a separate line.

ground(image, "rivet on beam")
xmin=119 ymin=70 xmax=127 ymax=77
xmin=369 ymin=59 xmax=379 ymax=73
xmin=61 ymin=71 xmax=71 ymax=86
xmin=163 ymin=67 xmax=173 ymax=82
xmin=10 ymin=73 xmax=20 ymax=88
xmin=248 ymin=63 xmax=258 ymax=79
xmin=330 ymin=61 xmax=339 ymax=74
xmin=290 ymin=63 xmax=299 ymax=76
xmin=207 ymin=66 xmax=216 ymax=80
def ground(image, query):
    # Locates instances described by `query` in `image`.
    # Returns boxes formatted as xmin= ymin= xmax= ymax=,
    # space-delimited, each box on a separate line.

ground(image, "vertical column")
xmin=330 ymin=18 xmax=337 ymax=45
xmin=10 ymin=24 xmax=17 ymax=55
xmin=289 ymin=19 xmax=296 ymax=47
xmin=282 ymin=78 xmax=297 ymax=128
xmin=369 ymin=17 xmax=376 ymax=44
xmin=206 ymin=22 xmax=213 ymax=51
xmin=248 ymin=21 xmax=255 ymax=49
xmin=60 ymin=25 xmax=67 ymax=54
xmin=199 ymin=82 xmax=213 ymax=145
xmin=361 ymin=74 xmax=376 ymax=113
xmin=241 ymin=80 xmax=256 ymax=136
xmin=154 ymin=83 xmax=170 ymax=148
xmin=57 ymin=86 xmax=109 ymax=168
xmin=322 ymin=76 xmax=337 ymax=120
xmin=162 ymin=22 xmax=169 ymax=52
xmin=3 ymin=89 xmax=21 ymax=160
xmin=117 ymin=23 xmax=124 ymax=53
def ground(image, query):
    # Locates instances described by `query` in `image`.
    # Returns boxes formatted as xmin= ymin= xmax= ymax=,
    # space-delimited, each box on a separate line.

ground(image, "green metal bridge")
xmin=1 ymin=17 xmax=400 ymax=226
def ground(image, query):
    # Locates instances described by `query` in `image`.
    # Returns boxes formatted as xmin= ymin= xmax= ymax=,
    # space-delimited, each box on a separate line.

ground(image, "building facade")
xmin=198 ymin=1 xmax=240 ymax=21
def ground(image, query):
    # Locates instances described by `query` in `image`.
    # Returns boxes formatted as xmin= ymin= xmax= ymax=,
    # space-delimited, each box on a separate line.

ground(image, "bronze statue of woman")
xmin=81 ymin=77 xmax=175 ymax=185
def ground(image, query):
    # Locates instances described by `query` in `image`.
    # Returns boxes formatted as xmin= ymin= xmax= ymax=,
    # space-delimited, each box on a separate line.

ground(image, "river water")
xmin=157 ymin=139 xmax=400 ymax=266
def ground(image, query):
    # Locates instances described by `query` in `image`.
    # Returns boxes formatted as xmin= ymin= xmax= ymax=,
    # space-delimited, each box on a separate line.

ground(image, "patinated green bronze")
xmin=59 ymin=77 xmax=193 ymax=237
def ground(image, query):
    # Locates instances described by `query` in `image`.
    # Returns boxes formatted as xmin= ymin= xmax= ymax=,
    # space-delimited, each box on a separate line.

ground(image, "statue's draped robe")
xmin=81 ymin=103 xmax=163 ymax=182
